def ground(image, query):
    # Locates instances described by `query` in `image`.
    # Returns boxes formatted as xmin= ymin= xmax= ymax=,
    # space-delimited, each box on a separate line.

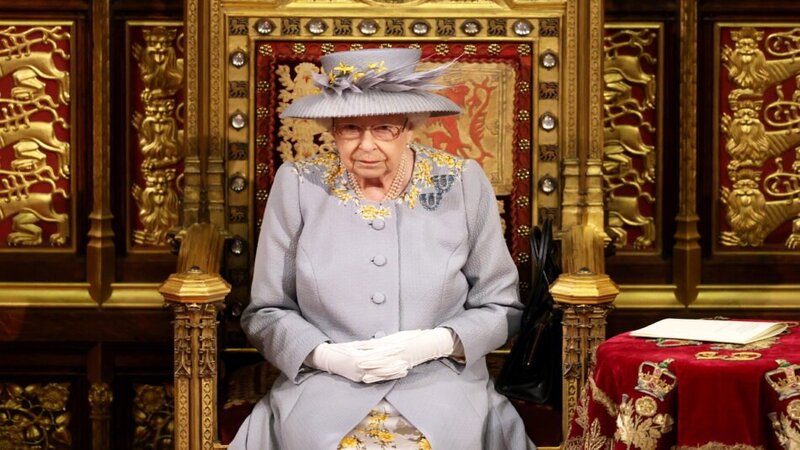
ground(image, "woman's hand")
xmin=348 ymin=328 xmax=457 ymax=377
xmin=304 ymin=342 xmax=410 ymax=383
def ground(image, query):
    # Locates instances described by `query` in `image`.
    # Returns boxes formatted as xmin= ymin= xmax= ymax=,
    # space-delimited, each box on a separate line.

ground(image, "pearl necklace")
xmin=347 ymin=150 xmax=409 ymax=202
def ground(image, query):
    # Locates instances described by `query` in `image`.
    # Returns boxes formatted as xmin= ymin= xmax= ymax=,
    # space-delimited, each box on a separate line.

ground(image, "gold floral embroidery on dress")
xmin=358 ymin=204 xmax=392 ymax=221
xmin=293 ymin=144 xmax=464 ymax=221
xmin=338 ymin=402 xmax=432 ymax=450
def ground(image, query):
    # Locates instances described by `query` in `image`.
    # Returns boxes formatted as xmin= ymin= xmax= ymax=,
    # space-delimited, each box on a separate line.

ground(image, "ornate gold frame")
xmin=176 ymin=0 xmax=609 ymax=448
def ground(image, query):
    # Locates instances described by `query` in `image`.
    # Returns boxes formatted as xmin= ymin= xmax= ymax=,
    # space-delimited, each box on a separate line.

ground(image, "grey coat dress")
xmin=230 ymin=144 xmax=536 ymax=450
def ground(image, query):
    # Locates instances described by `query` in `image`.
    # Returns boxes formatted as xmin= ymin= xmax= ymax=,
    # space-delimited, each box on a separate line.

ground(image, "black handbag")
xmin=495 ymin=218 xmax=563 ymax=407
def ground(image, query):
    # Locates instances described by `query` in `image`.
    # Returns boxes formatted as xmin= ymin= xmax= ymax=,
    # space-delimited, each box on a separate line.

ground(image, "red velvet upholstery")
xmin=567 ymin=323 xmax=800 ymax=448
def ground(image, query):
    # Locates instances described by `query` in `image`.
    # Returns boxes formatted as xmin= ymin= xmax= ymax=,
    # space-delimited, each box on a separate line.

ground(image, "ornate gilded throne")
xmin=161 ymin=0 xmax=612 ymax=448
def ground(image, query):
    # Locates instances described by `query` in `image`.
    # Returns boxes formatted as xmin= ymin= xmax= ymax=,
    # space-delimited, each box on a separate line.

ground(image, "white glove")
xmin=304 ymin=342 xmax=410 ymax=383
xmin=350 ymin=328 xmax=457 ymax=371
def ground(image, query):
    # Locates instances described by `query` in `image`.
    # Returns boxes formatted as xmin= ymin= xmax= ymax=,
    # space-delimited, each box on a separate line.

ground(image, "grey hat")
xmin=280 ymin=48 xmax=462 ymax=119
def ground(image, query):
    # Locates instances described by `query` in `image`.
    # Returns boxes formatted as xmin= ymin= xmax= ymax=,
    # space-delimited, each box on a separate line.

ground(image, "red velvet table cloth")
xmin=566 ymin=323 xmax=800 ymax=450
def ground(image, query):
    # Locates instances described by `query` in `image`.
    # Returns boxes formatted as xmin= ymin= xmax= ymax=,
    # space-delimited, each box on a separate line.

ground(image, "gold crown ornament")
xmin=635 ymin=358 xmax=677 ymax=401
xmin=765 ymin=360 xmax=800 ymax=401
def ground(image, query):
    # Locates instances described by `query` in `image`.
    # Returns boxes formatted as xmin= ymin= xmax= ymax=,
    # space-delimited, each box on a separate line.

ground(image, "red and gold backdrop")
xmin=603 ymin=24 xmax=662 ymax=253
xmin=126 ymin=23 xmax=186 ymax=252
xmin=716 ymin=24 xmax=800 ymax=252
xmin=0 ymin=23 xmax=73 ymax=251
xmin=253 ymin=40 xmax=534 ymax=259
xmin=223 ymin=16 xmax=563 ymax=312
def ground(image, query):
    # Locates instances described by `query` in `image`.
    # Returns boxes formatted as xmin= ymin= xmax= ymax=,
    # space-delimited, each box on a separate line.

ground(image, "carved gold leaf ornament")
xmin=0 ymin=24 xmax=72 ymax=249
xmin=719 ymin=26 xmax=800 ymax=250
xmin=602 ymin=27 xmax=659 ymax=251
xmin=0 ymin=382 xmax=71 ymax=449
xmin=88 ymin=382 xmax=113 ymax=416
xmin=133 ymin=384 xmax=174 ymax=450
xmin=130 ymin=25 xmax=185 ymax=247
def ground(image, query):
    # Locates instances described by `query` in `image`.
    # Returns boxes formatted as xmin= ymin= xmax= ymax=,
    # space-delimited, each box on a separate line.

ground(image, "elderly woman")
xmin=230 ymin=48 xmax=535 ymax=450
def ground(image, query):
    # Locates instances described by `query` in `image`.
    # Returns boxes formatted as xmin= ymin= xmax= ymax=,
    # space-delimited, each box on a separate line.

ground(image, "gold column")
xmin=88 ymin=0 xmax=115 ymax=303
xmin=562 ymin=0 xmax=606 ymax=233
xmin=184 ymin=0 xmax=226 ymax=228
xmin=160 ymin=267 xmax=230 ymax=450
xmin=550 ymin=224 xmax=618 ymax=433
xmin=673 ymin=0 xmax=701 ymax=305
xmin=183 ymin=0 xmax=205 ymax=225
xmin=89 ymin=382 xmax=113 ymax=450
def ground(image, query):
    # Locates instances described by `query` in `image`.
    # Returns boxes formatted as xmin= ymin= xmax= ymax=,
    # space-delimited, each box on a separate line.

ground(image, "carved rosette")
xmin=129 ymin=24 xmax=185 ymax=248
xmin=0 ymin=382 xmax=72 ymax=448
xmin=88 ymin=382 xmax=113 ymax=417
xmin=133 ymin=384 xmax=175 ymax=450
xmin=602 ymin=26 xmax=661 ymax=251
xmin=719 ymin=26 xmax=800 ymax=251
xmin=0 ymin=24 xmax=73 ymax=249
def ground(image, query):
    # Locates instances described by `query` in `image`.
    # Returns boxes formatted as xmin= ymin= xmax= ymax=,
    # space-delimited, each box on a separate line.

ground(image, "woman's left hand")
xmin=345 ymin=328 xmax=457 ymax=380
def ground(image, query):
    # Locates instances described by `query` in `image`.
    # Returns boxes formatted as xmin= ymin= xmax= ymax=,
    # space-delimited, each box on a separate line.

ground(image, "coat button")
xmin=370 ymin=219 xmax=386 ymax=230
xmin=371 ymin=255 xmax=387 ymax=266
xmin=371 ymin=292 xmax=386 ymax=304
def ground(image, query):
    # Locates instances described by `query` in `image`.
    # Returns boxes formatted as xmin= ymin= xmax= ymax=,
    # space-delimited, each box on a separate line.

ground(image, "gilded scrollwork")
xmin=0 ymin=25 xmax=72 ymax=248
xmin=602 ymin=28 xmax=659 ymax=250
xmin=133 ymin=384 xmax=174 ymax=450
xmin=131 ymin=26 xmax=185 ymax=247
xmin=0 ymin=382 xmax=72 ymax=449
xmin=720 ymin=27 xmax=800 ymax=249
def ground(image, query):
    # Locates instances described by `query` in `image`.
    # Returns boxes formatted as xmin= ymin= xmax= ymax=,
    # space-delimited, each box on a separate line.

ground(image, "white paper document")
xmin=629 ymin=318 xmax=788 ymax=345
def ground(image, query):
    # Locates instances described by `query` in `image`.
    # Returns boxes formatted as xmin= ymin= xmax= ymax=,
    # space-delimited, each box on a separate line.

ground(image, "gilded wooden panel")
xmin=0 ymin=23 xmax=73 ymax=251
xmin=0 ymin=382 xmax=71 ymax=449
xmin=603 ymin=24 xmax=662 ymax=252
xmin=126 ymin=22 xmax=185 ymax=251
xmin=717 ymin=24 xmax=800 ymax=252
xmin=133 ymin=384 xmax=174 ymax=450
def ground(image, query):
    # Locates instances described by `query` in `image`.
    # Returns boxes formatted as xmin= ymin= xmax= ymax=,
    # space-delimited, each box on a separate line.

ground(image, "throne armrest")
xmin=160 ymin=223 xmax=230 ymax=449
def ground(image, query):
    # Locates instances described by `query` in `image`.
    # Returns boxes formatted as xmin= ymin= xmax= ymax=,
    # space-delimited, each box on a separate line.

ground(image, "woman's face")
xmin=333 ymin=114 xmax=413 ymax=182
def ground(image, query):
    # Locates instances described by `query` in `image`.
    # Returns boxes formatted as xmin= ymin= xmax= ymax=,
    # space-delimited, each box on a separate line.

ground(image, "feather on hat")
xmin=280 ymin=48 xmax=462 ymax=119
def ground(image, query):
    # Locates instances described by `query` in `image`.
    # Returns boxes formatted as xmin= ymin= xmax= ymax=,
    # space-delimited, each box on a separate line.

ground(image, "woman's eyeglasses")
xmin=332 ymin=119 xmax=408 ymax=142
